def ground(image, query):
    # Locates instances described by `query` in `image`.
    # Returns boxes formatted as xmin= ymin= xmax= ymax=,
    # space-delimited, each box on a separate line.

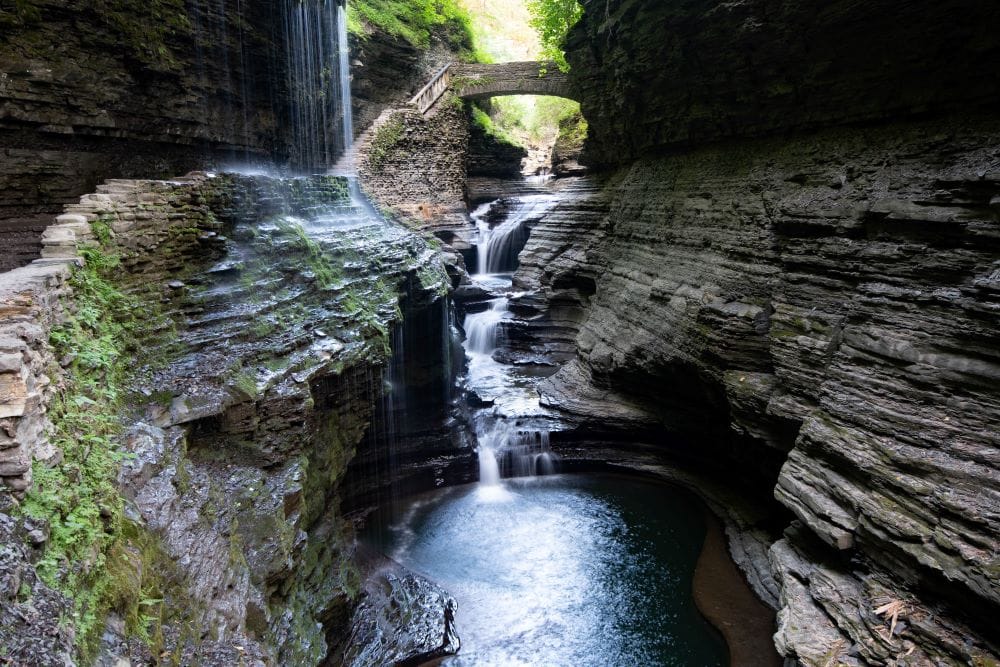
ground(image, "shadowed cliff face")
xmin=507 ymin=0 xmax=1000 ymax=663
xmin=0 ymin=0 xmax=461 ymax=273
xmin=566 ymin=0 xmax=1000 ymax=165
xmin=0 ymin=173 xmax=461 ymax=665
xmin=0 ymin=0 xmax=288 ymax=271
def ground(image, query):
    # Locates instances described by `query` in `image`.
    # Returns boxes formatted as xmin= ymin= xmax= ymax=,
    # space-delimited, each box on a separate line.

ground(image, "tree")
xmin=526 ymin=0 xmax=583 ymax=71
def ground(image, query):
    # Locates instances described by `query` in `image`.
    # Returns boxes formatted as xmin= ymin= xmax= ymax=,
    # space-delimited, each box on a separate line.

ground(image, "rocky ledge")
xmin=0 ymin=172 xmax=465 ymax=665
xmin=508 ymin=114 xmax=1000 ymax=664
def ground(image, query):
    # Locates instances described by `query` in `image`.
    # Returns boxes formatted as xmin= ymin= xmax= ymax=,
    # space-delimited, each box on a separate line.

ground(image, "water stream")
xmin=272 ymin=15 xmax=732 ymax=662
xmin=365 ymin=475 xmax=729 ymax=666
xmin=463 ymin=194 xmax=563 ymax=486
xmin=284 ymin=0 xmax=353 ymax=171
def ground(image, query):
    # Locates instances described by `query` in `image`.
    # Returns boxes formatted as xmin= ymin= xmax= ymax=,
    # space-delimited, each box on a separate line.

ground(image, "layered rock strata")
xmin=355 ymin=99 xmax=472 ymax=255
xmin=521 ymin=116 xmax=1000 ymax=663
xmin=0 ymin=172 xmax=461 ymax=664
xmin=0 ymin=0 xmax=286 ymax=272
xmin=505 ymin=0 xmax=1000 ymax=661
xmin=0 ymin=0 xmax=466 ymax=273
xmin=567 ymin=0 xmax=1000 ymax=166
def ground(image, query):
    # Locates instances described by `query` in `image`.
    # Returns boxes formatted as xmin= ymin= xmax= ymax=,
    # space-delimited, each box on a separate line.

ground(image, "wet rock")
xmin=0 ymin=509 xmax=76 ymax=666
xmin=567 ymin=0 xmax=1000 ymax=166
xmin=519 ymin=117 xmax=1000 ymax=659
xmin=336 ymin=555 xmax=459 ymax=667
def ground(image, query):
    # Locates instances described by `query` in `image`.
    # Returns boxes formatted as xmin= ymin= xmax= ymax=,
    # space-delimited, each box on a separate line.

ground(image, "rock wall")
xmin=0 ymin=0 xmax=294 ymax=272
xmin=567 ymin=0 xmax=1000 ymax=166
xmin=356 ymin=99 xmax=471 ymax=244
xmin=521 ymin=0 xmax=1000 ymax=662
xmin=0 ymin=0 xmax=465 ymax=274
xmin=0 ymin=228 xmax=83 ymax=496
xmin=523 ymin=115 xmax=999 ymax=663
xmin=0 ymin=171 xmax=459 ymax=664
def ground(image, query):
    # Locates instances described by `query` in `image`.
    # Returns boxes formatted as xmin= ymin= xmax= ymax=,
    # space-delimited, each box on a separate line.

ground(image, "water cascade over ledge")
xmin=462 ymin=193 xmax=563 ymax=487
xmin=284 ymin=0 xmax=353 ymax=172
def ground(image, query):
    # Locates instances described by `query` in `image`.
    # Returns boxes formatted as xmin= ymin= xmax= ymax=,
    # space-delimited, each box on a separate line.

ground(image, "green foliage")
xmin=348 ymin=0 xmax=475 ymax=54
xmin=365 ymin=113 xmax=406 ymax=174
xmin=455 ymin=0 xmax=540 ymax=63
xmin=526 ymin=0 xmax=583 ymax=71
xmin=274 ymin=219 xmax=343 ymax=288
xmin=489 ymin=95 xmax=582 ymax=146
xmin=19 ymin=246 xmax=138 ymax=658
xmin=470 ymin=104 xmax=523 ymax=149
xmin=555 ymin=106 xmax=588 ymax=150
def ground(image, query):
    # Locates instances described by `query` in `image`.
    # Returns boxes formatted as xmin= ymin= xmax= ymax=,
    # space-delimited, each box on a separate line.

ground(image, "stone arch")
xmin=450 ymin=62 xmax=574 ymax=102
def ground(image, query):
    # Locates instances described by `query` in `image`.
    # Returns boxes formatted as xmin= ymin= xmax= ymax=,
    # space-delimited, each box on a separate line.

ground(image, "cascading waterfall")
xmin=470 ymin=196 xmax=556 ymax=274
xmin=284 ymin=0 xmax=351 ymax=171
xmin=336 ymin=2 xmax=354 ymax=167
xmin=463 ymin=195 xmax=560 ymax=487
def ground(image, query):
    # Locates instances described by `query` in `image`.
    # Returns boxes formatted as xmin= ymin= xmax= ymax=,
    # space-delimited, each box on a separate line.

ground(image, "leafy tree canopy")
xmin=526 ymin=0 xmax=583 ymax=71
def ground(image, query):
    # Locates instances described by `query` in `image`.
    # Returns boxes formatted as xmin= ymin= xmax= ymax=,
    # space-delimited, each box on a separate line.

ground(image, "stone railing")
xmin=410 ymin=64 xmax=452 ymax=114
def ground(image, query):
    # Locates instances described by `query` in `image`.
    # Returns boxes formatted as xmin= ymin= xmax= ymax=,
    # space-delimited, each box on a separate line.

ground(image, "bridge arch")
xmin=451 ymin=62 xmax=573 ymax=101
xmin=410 ymin=61 xmax=575 ymax=113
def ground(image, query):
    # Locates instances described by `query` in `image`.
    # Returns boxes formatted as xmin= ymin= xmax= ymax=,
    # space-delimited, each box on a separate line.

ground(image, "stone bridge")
xmin=410 ymin=61 xmax=573 ymax=113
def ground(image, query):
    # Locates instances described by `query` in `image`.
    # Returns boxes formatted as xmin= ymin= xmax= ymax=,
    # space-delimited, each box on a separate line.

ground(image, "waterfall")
xmin=469 ymin=196 xmax=556 ymax=274
xmin=284 ymin=0 xmax=351 ymax=172
xmin=464 ymin=191 xmax=559 ymax=487
xmin=337 ymin=2 xmax=354 ymax=164
xmin=463 ymin=298 xmax=508 ymax=354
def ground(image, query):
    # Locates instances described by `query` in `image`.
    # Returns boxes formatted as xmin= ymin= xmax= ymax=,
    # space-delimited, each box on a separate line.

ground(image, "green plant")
xmin=526 ymin=0 xmax=583 ymax=71
xmin=365 ymin=113 xmax=406 ymax=174
xmin=19 ymin=247 xmax=139 ymax=658
xmin=274 ymin=219 xmax=342 ymax=288
xmin=469 ymin=104 xmax=523 ymax=149
xmin=348 ymin=0 xmax=475 ymax=54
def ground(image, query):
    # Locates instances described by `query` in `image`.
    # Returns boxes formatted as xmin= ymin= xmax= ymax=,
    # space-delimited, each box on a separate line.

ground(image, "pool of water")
xmin=363 ymin=475 xmax=729 ymax=667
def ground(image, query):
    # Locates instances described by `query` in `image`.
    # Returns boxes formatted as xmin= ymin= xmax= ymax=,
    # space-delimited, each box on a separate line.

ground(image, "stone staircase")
xmin=327 ymin=106 xmax=409 ymax=177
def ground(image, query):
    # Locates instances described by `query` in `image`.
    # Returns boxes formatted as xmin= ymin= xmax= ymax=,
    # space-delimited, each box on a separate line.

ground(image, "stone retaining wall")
xmin=0 ymin=212 xmax=94 ymax=495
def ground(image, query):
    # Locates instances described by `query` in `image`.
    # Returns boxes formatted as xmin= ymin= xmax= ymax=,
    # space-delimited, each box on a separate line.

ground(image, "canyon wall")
xmin=510 ymin=0 xmax=1000 ymax=663
xmin=567 ymin=0 xmax=1000 ymax=167
xmin=0 ymin=0 xmax=460 ymax=273
xmin=0 ymin=0 xmax=288 ymax=272
xmin=0 ymin=172 xmax=457 ymax=664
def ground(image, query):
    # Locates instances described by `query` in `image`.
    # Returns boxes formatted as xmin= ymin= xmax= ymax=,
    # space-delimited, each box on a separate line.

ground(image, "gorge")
xmin=1 ymin=0 xmax=998 ymax=666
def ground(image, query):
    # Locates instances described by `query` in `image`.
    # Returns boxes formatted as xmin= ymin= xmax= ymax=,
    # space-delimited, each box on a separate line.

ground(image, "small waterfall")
xmin=463 ymin=298 xmax=508 ymax=354
xmin=475 ymin=419 xmax=556 ymax=480
xmin=336 ymin=2 xmax=354 ymax=164
xmin=284 ymin=0 xmax=351 ymax=171
xmin=478 ymin=445 xmax=501 ymax=486
xmin=471 ymin=203 xmax=492 ymax=275
xmin=469 ymin=196 xmax=555 ymax=274
xmin=464 ymin=191 xmax=559 ymax=487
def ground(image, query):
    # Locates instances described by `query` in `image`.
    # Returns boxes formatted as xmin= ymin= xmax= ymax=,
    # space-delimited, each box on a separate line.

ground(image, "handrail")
xmin=409 ymin=63 xmax=452 ymax=114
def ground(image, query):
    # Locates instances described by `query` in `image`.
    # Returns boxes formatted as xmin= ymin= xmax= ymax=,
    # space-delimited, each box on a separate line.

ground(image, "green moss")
xmin=0 ymin=0 xmax=40 ymax=31
xmin=18 ymin=246 xmax=139 ymax=658
xmin=273 ymin=219 xmax=343 ymax=288
xmin=451 ymin=74 xmax=498 ymax=90
xmin=348 ymin=0 xmax=475 ymax=55
xmin=90 ymin=0 xmax=191 ymax=71
xmin=365 ymin=113 xmax=406 ymax=174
